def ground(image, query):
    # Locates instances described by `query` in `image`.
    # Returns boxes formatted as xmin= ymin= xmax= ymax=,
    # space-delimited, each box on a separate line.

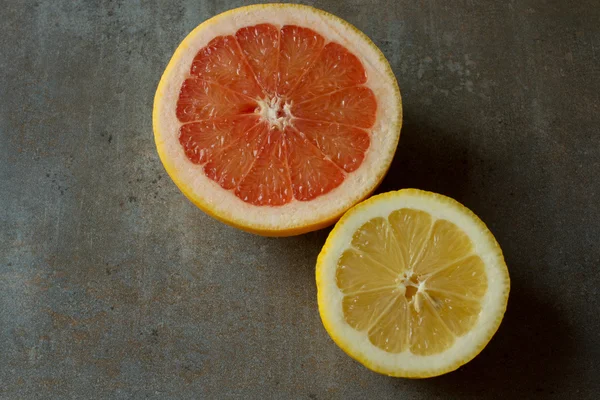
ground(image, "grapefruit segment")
xmin=289 ymin=42 xmax=368 ymax=103
xmin=204 ymin=120 xmax=268 ymax=189
xmin=179 ymin=115 xmax=259 ymax=164
xmin=291 ymin=86 xmax=377 ymax=128
xmin=190 ymin=36 xmax=263 ymax=98
xmin=284 ymin=127 xmax=345 ymax=201
xmin=277 ymin=25 xmax=325 ymax=95
xmin=235 ymin=128 xmax=292 ymax=206
xmin=292 ymin=119 xmax=370 ymax=173
xmin=235 ymin=24 xmax=280 ymax=96
xmin=176 ymin=78 xmax=258 ymax=122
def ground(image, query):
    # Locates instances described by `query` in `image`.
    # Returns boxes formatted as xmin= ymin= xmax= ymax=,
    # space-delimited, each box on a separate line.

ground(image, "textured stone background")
xmin=1 ymin=0 xmax=599 ymax=398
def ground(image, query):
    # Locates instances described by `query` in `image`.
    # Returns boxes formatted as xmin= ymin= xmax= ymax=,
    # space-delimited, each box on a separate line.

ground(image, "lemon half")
xmin=316 ymin=189 xmax=510 ymax=377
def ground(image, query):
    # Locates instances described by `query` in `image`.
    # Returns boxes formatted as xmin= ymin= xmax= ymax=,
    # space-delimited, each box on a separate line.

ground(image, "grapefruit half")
xmin=153 ymin=4 xmax=402 ymax=236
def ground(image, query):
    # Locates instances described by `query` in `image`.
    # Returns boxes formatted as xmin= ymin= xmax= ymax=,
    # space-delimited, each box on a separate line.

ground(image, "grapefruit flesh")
xmin=176 ymin=24 xmax=377 ymax=207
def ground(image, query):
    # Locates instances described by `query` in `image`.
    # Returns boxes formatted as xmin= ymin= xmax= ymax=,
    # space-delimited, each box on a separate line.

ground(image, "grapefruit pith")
xmin=154 ymin=4 xmax=402 ymax=235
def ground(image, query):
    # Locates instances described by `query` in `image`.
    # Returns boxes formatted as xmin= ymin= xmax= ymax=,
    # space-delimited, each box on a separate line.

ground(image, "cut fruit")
xmin=153 ymin=4 xmax=402 ymax=236
xmin=316 ymin=189 xmax=510 ymax=377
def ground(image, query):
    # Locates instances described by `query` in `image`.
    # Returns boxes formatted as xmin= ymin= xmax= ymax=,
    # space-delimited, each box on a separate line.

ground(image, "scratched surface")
xmin=1 ymin=0 xmax=599 ymax=398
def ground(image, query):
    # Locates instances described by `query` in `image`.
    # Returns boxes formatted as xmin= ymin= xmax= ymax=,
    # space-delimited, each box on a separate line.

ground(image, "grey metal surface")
xmin=1 ymin=0 xmax=599 ymax=398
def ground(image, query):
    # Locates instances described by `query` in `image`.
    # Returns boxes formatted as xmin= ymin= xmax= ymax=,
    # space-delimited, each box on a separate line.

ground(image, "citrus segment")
xmin=426 ymin=256 xmax=488 ymax=299
xmin=190 ymin=36 xmax=263 ymax=97
xmin=368 ymin=295 xmax=410 ymax=353
xmin=291 ymin=86 xmax=377 ymax=128
xmin=176 ymin=79 xmax=258 ymax=122
xmin=289 ymin=42 xmax=368 ymax=102
xmin=277 ymin=25 xmax=325 ymax=95
xmin=426 ymin=290 xmax=482 ymax=336
xmin=178 ymin=115 xmax=259 ymax=164
xmin=388 ymin=209 xmax=433 ymax=270
xmin=414 ymin=219 xmax=474 ymax=276
xmin=317 ymin=189 xmax=510 ymax=376
xmin=235 ymin=24 xmax=280 ymax=95
xmin=234 ymin=128 xmax=292 ymax=206
xmin=350 ymin=217 xmax=405 ymax=273
xmin=284 ymin=127 xmax=345 ymax=201
xmin=336 ymin=249 xmax=399 ymax=294
xmin=342 ymin=288 xmax=400 ymax=332
xmin=292 ymin=119 xmax=369 ymax=173
xmin=203 ymin=120 xmax=268 ymax=189
xmin=154 ymin=4 xmax=402 ymax=235
xmin=408 ymin=293 xmax=455 ymax=356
